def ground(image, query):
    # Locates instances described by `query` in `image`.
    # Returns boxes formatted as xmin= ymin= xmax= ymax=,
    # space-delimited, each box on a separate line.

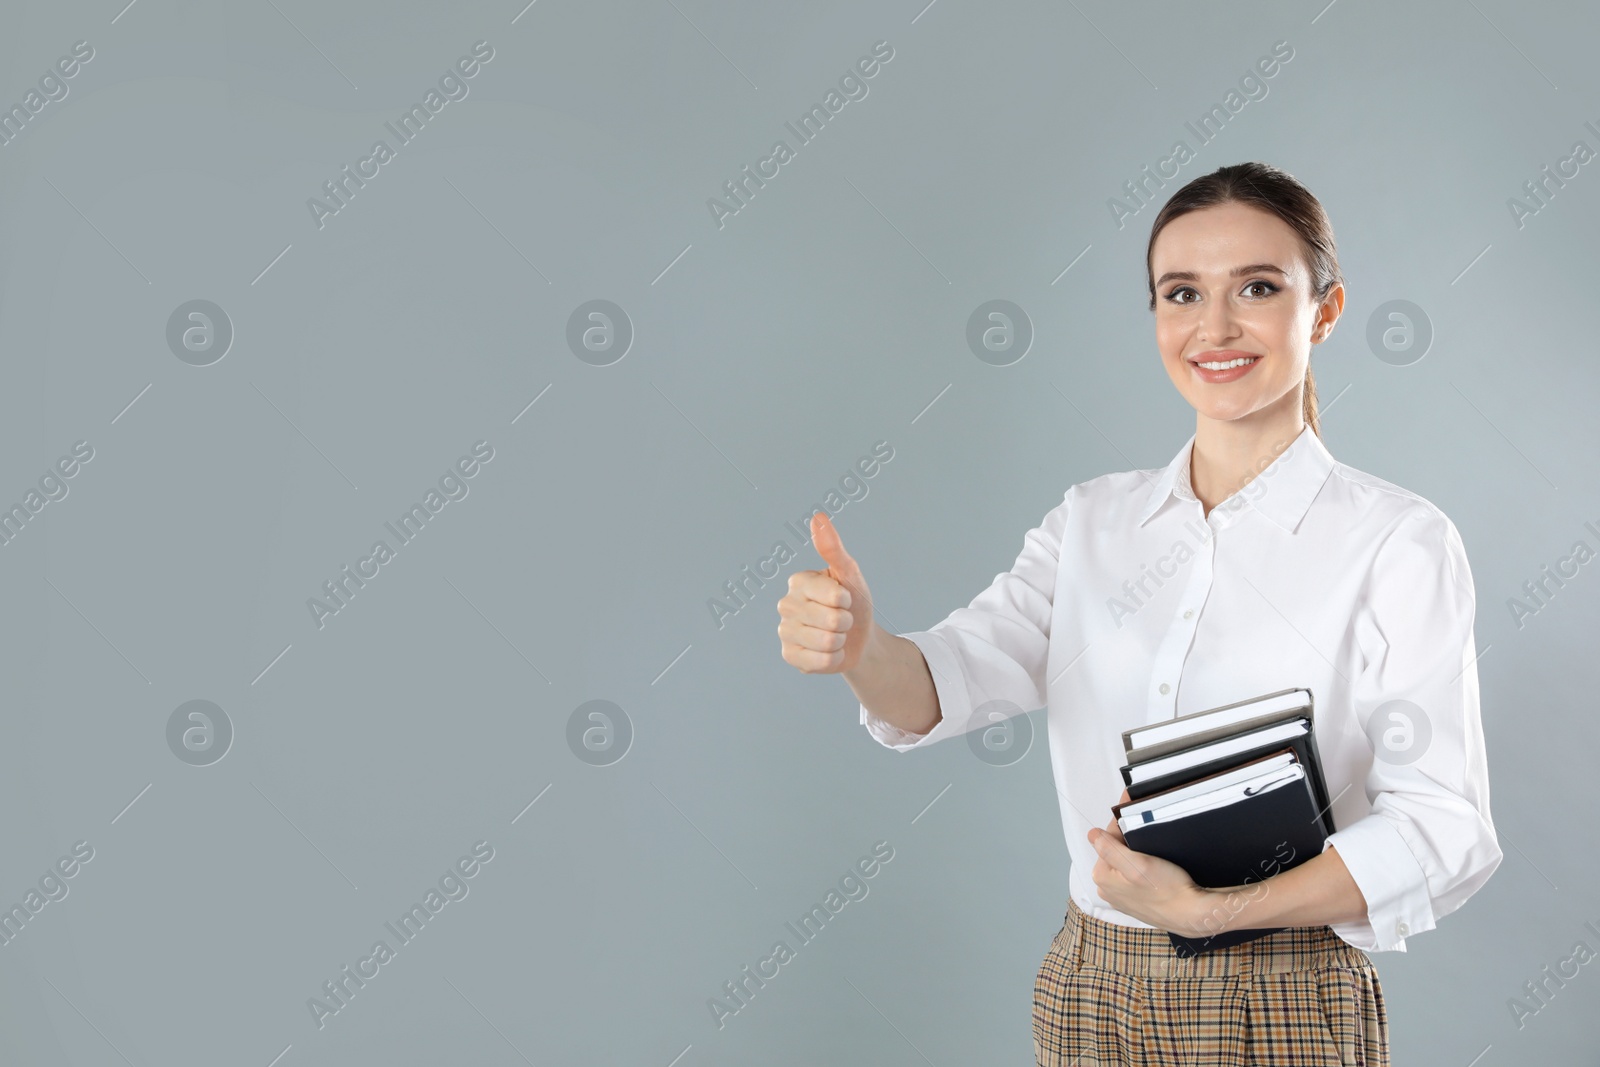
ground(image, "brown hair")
xmin=1144 ymin=162 xmax=1342 ymax=439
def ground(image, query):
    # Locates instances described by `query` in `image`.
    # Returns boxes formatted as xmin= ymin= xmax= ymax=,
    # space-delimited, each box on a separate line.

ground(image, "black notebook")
xmin=1112 ymin=687 xmax=1335 ymax=957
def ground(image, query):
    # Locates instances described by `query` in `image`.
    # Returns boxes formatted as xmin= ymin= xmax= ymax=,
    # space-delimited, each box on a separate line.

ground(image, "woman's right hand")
xmin=777 ymin=511 xmax=876 ymax=675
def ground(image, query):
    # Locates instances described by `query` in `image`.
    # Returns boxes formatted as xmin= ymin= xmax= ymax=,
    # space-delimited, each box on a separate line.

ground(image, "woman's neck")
xmin=1189 ymin=409 xmax=1307 ymax=515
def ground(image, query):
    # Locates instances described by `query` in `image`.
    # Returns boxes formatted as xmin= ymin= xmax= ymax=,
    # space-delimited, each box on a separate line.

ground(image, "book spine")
xmin=1127 ymin=707 xmax=1311 ymax=763
xmin=1126 ymin=688 xmax=1311 ymax=753
xmin=1297 ymin=729 xmax=1337 ymax=836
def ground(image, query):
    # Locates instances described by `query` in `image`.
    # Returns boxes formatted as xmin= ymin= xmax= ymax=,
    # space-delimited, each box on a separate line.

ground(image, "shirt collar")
xmin=1135 ymin=425 xmax=1335 ymax=533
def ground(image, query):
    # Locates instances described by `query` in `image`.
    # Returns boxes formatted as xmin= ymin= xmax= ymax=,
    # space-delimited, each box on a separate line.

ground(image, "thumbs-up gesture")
xmin=776 ymin=511 xmax=877 ymax=674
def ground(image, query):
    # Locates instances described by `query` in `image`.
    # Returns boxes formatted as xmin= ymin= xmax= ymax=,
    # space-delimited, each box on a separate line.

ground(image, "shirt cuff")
xmin=1322 ymin=813 xmax=1436 ymax=952
xmin=859 ymin=630 xmax=973 ymax=751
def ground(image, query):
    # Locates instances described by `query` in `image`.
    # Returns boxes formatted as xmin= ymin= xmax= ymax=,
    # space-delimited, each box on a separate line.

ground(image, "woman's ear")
xmin=1312 ymin=284 xmax=1345 ymax=344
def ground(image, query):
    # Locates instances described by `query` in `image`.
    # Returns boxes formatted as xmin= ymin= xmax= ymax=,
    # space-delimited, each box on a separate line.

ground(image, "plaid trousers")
xmin=1033 ymin=898 xmax=1388 ymax=1066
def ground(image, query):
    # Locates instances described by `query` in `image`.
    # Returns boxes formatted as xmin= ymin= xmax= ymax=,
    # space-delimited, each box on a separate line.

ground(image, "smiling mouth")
xmin=1191 ymin=354 xmax=1262 ymax=370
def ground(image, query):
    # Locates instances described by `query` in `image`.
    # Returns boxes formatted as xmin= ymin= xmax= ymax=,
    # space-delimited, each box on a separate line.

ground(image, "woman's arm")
xmin=843 ymin=622 xmax=943 ymax=737
xmin=1090 ymin=504 xmax=1502 ymax=945
xmin=1198 ymin=845 xmax=1370 ymax=930
xmin=1086 ymin=799 xmax=1369 ymax=938
xmin=820 ymin=489 xmax=1071 ymax=753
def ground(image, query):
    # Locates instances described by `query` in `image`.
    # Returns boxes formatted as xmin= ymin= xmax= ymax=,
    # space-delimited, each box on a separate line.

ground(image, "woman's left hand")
xmin=1087 ymin=789 xmax=1212 ymax=937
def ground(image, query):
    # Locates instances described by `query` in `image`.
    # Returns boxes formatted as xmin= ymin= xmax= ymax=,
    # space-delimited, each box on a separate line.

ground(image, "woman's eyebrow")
xmin=1155 ymin=263 xmax=1287 ymax=287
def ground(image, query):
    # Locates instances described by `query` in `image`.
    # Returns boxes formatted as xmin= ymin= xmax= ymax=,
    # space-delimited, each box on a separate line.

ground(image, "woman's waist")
xmin=1062 ymin=892 xmax=1372 ymax=978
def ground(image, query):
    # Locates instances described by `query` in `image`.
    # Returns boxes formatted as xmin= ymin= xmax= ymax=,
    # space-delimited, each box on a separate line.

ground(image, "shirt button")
xmin=1396 ymin=922 xmax=1409 ymax=937
xmin=1182 ymin=609 xmax=1193 ymax=619
xmin=1159 ymin=683 xmax=1170 ymax=695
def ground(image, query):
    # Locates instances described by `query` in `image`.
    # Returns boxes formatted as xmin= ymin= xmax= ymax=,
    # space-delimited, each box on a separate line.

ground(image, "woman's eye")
xmin=1164 ymin=281 xmax=1279 ymax=304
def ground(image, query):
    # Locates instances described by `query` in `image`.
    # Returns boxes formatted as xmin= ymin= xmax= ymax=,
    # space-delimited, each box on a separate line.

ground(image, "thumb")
xmin=1090 ymin=826 xmax=1153 ymax=888
xmin=810 ymin=511 xmax=863 ymax=588
xmin=1089 ymin=828 xmax=1138 ymax=876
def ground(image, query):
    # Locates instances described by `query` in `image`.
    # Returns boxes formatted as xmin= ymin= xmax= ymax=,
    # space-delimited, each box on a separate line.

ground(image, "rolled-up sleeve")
xmin=1322 ymin=506 xmax=1503 ymax=952
xmin=861 ymin=489 xmax=1071 ymax=752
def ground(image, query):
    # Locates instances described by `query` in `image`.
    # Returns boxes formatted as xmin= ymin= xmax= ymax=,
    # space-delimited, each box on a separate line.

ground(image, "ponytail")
xmin=1302 ymin=362 xmax=1320 ymax=438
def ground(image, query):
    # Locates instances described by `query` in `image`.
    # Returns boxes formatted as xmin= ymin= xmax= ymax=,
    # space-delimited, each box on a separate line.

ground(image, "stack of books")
xmin=1113 ymin=687 xmax=1337 ymax=957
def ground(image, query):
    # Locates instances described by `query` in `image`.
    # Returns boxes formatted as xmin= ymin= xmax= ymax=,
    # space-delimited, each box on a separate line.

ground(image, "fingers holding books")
xmin=1089 ymin=814 xmax=1206 ymax=934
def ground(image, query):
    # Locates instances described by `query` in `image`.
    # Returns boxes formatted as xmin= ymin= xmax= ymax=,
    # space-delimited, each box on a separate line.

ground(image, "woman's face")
xmin=1150 ymin=201 xmax=1342 ymax=427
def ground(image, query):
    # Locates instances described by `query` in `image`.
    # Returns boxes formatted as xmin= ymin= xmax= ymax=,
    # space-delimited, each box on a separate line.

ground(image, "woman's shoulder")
xmin=1056 ymin=464 xmax=1169 ymax=514
xmin=1325 ymin=459 xmax=1469 ymax=567
xmin=1326 ymin=458 xmax=1457 ymax=528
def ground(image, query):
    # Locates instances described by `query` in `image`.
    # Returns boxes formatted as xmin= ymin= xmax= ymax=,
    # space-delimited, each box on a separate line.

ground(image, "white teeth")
xmin=1196 ymin=356 xmax=1259 ymax=371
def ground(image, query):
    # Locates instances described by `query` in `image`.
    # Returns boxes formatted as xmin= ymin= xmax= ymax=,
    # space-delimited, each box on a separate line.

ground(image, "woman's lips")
xmin=1188 ymin=352 xmax=1262 ymax=384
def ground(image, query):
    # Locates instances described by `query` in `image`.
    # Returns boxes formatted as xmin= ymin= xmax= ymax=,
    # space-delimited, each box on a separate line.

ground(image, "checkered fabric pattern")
xmin=1033 ymin=898 xmax=1388 ymax=1066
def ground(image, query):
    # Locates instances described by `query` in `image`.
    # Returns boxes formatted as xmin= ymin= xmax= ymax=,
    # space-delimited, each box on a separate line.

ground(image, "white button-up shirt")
xmin=861 ymin=425 xmax=1502 ymax=952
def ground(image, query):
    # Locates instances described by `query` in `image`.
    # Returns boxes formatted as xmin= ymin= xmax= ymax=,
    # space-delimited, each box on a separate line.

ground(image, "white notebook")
xmin=1119 ymin=761 xmax=1305 ymax=833
xmin=1119 ymin=751 xmax=1297 ymax=820
xmin=1124 ymin=687 xmax=1312 ymax=754
xmin=1126 ymin=719 xmax=1309 ymax=785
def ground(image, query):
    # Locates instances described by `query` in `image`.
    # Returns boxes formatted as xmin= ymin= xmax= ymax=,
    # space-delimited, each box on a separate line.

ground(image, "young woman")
xmin=775 ymin=162 xmax=1501 ymax=1065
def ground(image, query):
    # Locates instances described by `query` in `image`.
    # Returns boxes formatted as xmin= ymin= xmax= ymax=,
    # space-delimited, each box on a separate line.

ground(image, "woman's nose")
xmin=1199 ymin=294 xmax=1238 ymax=342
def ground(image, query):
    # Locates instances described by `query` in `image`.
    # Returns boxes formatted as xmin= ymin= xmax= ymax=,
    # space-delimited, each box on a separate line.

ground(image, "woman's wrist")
xmin=842 ymin=620 xmax=885 ymax=684
xmin=1178 ymin=884 xmax=1266 ymax=939
xmin=845 ymin=626 xmax=942 ymax=737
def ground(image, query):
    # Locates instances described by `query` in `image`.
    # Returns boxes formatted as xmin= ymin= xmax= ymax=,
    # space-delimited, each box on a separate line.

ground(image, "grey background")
xmin=0 ymin=0 xmax=1595 ymax=1063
